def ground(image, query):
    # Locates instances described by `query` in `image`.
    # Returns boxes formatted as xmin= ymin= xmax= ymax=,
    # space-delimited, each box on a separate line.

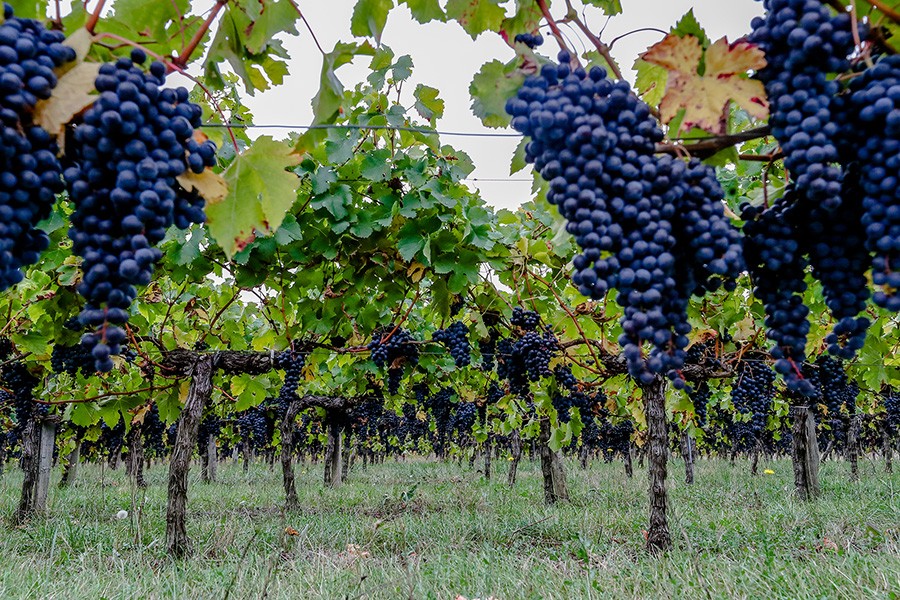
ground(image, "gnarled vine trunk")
xmin=323 ymin=417 xmax=343 ymax=488
xmin=165 ymin=354 xmax=214 ymax=557
xmin=126 ymin=422 xmax=147 ymax=488
xmin=538 ymin=420 xmax=568 ymax=504
xmin=643 ymin=375 xmax=670 ymax=553
xmin=280 ymin=397 xmax=303 ymax=510
xmin=14 ymin=418 xmax=39 ymax=525
xmin=483 ymin=436 xmax=492 ymax=480
xmin=883 ymin=421 xmax=893 ymax=474
xmin=680 ymin=430 xmax=694 ymax=485
xmin=507 ymin=430 xmax=522 ymax=487
xmin=847 ymin=415 xmax=860 ymax=482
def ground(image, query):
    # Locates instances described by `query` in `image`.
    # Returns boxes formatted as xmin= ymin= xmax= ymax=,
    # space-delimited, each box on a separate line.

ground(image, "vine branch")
xmin=655 ymin=126 xmax=772 ymax=159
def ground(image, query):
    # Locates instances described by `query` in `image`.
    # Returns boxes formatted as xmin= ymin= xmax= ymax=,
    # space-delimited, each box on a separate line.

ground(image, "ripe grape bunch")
xmin=510 ymin=306 xmax=540 ymax=331
xmin=65 ymin=48 xmax=218 ymax=372
xmin=506 ymin=51 xmax=744 ymax=388
xmin=730 ymin=361 xmax=777 ymax=445
xmin=514 ymin=32 xmax=544 ymax=50
xmin=748 ymin=0 xmax=861 ymax=211
xmin=432 ymin=320 xmax=471 ymax=368
xmin=0 ymin=4 xmax=76 ymax=290
xmin=274 ymin=350 xmax=306 ymax=417
xmin=478 ymin=328 xmax=499 ymax=372
xmin=368 ymin=327 xmax=419 ymax=395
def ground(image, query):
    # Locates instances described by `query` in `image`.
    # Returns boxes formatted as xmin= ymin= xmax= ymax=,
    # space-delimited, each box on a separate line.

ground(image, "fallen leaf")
xmin=642 ymin=34 xmax=768 ymax=135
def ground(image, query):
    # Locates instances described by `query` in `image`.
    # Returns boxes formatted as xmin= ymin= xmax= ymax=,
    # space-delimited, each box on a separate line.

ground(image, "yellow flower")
xmin=508 ymin=457 xmax=513 ymax=460
xmin=764 ymin=469 xmax=774 ymax=474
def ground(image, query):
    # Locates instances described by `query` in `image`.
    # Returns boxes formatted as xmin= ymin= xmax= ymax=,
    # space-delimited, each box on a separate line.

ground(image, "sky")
xmin=217 ymin=0 xmax=766 ymax=211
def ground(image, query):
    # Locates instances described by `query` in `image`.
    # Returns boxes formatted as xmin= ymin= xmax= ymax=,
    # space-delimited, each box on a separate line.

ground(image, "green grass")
xmin=0 ymin=452 xmax=898 ymax=599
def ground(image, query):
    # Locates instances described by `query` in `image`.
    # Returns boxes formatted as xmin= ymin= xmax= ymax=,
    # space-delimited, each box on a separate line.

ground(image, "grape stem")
xmin=378 ymin=289 xmax=422 ymax=346
xmin=37 ymin=382 xmax=179 ymax=405
xmin=859 ymin=0 xmax=900 ymax=26
xmin=655 ymin=126 xmax=771 ymax=159
xmin=607 ymin=27 xmax=667 ymax=51
xmin=286 ymin=0 xmax=326 ymax=56
xmin=85 ymin=0 xmax=107 ymax=34
xmin=536 ymin=0 xmax=574 ymax=58
xmin=561 ymin=0 xmax=624 ymax=80
xmin=173 ymin=0 xmax=228 ymax=69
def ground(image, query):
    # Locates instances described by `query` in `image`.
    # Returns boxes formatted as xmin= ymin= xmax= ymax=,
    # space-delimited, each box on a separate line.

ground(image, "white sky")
xmin=224 ymin=1 xmax=765 ymax=211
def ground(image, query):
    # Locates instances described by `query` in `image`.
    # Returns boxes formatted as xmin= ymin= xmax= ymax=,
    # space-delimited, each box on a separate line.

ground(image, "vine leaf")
xmin=33 ymin=62 xmax=101 ymax=139
xmin=469 ymin=59 xmax=523 ymax=128
xmin=445 ymin=0 xmax=506 ymax=40
xmin=207 ymin=136 xmax=302 ymax=259
xmin=413 ymin=84 xmax=444 ymax=122
xmin=351 ymin=0 xmax=393 ymax=44
xmin=402 ymin=0 xmax=446 ymax=23
xmin=642 ymin=35 xmax=768 ymax=135
xmin=582 ymin=0 xmax=623 ymax=15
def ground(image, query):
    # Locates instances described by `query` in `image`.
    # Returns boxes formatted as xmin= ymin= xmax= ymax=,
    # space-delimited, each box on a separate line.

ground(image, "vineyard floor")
xmin=0 ymin=454 xmax=898 ymax=599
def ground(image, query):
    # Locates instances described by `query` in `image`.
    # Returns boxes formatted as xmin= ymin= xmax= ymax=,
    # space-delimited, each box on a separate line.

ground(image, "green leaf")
xmin=208 ymin=136 xmax=302 ymax=259
xmin=633 ymin=58 xmax=667 ymax=108
xmin=469 ymin=59 xmax=524 ymax=128
xmin=243 ymin=0 xmax=300 ymax=54
xmin=582 ymin=0 xmax=622 ymax=15
xmin=296 ymin=41 xmax=376 ymax=151
xmin=312 ymin=184 xmax=352 ymax=220
xmin=445 ymin=0 xmax=506 ymax=40
xmin=413 ymin=84 xmax=444 ymax=122
xmin=401 ymin=0 xmax=445 ymax=22
xmin=392 ymin=54 xmax=414 ymax=81
xmin=672 ymin=9 xmax=710 ymax=48
xmin=351 ymin=0 xmax=393 ymax=44
xmin=361 ymin=149 xmax=393 ymax=181
xmin=510 ymin=137 xmax=528 ymax=175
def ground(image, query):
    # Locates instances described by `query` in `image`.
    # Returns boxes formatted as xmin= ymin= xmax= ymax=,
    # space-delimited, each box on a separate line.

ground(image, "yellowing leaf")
xmin=206 ymin=136 xmax=302 ymax=259
xmin=33 ymin=62 xmax=100 ymax=138
xmin=63 ymin=28 xmax=93 ymax=70
xmin=176 ymin=168 xmax=228 ymax=205
xmin=642 ymin=35 xmax=768 ymax=135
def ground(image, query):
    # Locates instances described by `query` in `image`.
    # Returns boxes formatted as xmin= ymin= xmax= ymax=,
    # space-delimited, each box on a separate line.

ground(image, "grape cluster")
xmin=50 ymin=343 xmax=97 ymax=377
xmin=514 ymin=32 xmax=544 ymax=49
xmin=748 ymin=0 xmax=860 ymax=211
xmin=730 ymin=361 xmax=777 ymax=447
xmin=507 ymin=52 xmax=744 ymax=387
xmin=432 ymin=320 xmax=471 ymax=368
xmin=450 ymin=294 xmax=465 ymax=317
xmin=237 ymin=405 xmax=269 ymax=448
xmin=553 ymin=364 xmax=579 ymax=393
xmin=689 ymin=380 xmax=712 ymax=427
xmin=196 ymin=415 xmax=221 ymax=451
xmin=834 ymin=55 xmax=900 ymax=311
xmin=479 ymin=328 xmax=499 ymax=372
xmin=815 ymin=354 xmax=858 ymax=417
xmin=502 ymin=331 xmax=553 ymax=396
xmin=598 ymin=418 xmax=634 ymax=462
xmin=368 ymin=327 xmax=419 ymax=395
xmin=552 ymin=391 xmax=590 ymax=423
xmin=65 ymin=49 xmax=217 ymax=372
xmin=884 ymin=387 xmax=900 ymax=430
xmin=274 ymin=350 xmax=306 ymax=417
xmin=510 ymin=306 xmax=540 ymax=331
xmin=142 ymin=404 xmax=166 ymax=456
xmin=0 ymin=5 xmax=76 ymax=290
xmin=742 ymin=192 xmax=814 ymax=395
xmin=803 ymin=169 xmax=871 ymax=357
xmin=3 ymin=361 xmax=40 ymax=426
xmin=452 ymin=402 xmax=477 ymax=434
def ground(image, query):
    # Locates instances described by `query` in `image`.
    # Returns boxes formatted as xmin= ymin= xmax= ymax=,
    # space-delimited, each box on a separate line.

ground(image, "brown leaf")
xmin=176 ymin=169 xmax=228 ymax=205
xmin=642 ymin=35 xmax=768 ymax=135
xmin=33 ymin=62 xmax=100 ymax=138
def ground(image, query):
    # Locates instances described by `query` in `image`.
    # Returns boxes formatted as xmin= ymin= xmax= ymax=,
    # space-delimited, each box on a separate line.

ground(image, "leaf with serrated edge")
xmin=643 ymin=35 xmax=767 ymax=135
xmin=207 ymin=136 xmax=301 ymax=258
xmin=176 ymin=169 xmax=228 ymax=205
xmin=33 ymin=62 xmax=101 ymax=138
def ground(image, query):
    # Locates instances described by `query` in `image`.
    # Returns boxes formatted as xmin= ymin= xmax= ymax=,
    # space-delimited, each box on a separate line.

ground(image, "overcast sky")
xmin=225 ymin=1 xmax=765 ymax=211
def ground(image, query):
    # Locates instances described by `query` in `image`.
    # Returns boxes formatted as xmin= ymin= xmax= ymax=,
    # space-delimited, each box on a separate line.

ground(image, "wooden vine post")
xmin=791 ymin=405 xmax=820 ymax=501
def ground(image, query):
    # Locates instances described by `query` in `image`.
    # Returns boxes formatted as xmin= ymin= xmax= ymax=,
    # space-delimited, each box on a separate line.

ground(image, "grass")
xmin=0 ymin=451 xmax=898 ymax=599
